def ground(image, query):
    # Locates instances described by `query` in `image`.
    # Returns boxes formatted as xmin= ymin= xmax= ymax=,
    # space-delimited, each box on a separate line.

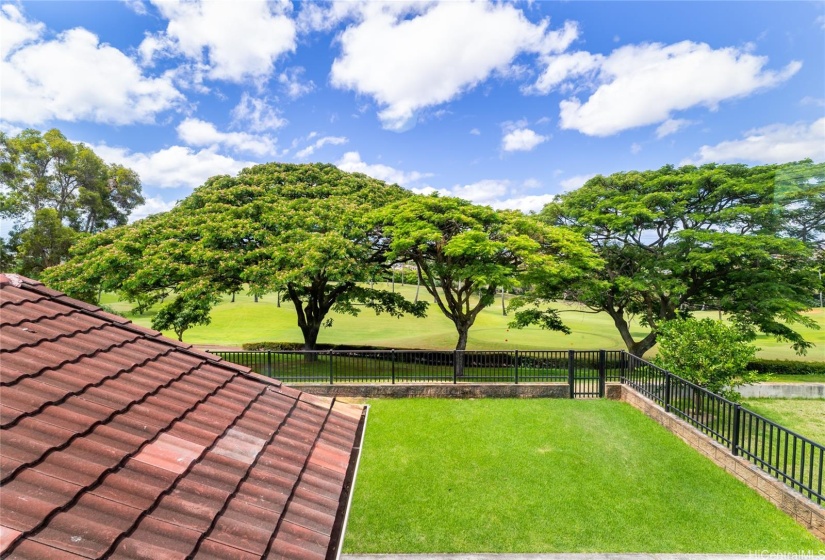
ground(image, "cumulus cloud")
xmin=129 ymin=196 xmax=178 ymax=222
xmin=655 ymin=118 xmax=695 ymax=139
xmin=414 ymin=178 xmax=554 ymax=213
xmin=683 ymin=118 xmax=825 ymax=165
xmin=330 ymin=1 xmax=574 ymax=131
xmin=93 ymin=144 xmax=255 ymax=190
xmin=176 ymin=118 xmax=277 ymax=157
xmin=536 ymin=40 xmax=800 ymax=137
xmin=502 ymin=128 xmax=548 ymax=152
xmin=295 ymin=136 xmax=348 ymax=159
xmin=0 ymin=7 xmax=182 ymax=126
xmin=140 ymin=0 xmax=296 ymax=82
xmin=559 ymin=174 xmax=596 ymax=192
xmin=278 ymin=67 xmax=315 ymax=98
xmin=231 ymin=93 xmax=287 ymax=132
xmin=336 ymin=152 xmax=432 ymax=185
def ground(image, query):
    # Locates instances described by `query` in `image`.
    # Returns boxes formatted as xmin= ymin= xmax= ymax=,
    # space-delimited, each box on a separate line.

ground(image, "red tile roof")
xmin=0 ymin=274 xmax=366 ymax=560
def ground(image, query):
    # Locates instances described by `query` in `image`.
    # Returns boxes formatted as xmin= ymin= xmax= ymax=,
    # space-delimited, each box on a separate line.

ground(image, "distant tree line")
xmin=28 ymin=126 xmax=821 ymax=359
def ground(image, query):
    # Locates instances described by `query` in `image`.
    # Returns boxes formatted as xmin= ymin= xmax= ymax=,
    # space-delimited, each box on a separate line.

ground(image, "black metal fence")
xmin=211 ymin=347 xmax=824 ymax=506
xmin=211 ymin=349 xmax=624 ymax=395
xmin=623 ymin=353 xmax=824 ymax=506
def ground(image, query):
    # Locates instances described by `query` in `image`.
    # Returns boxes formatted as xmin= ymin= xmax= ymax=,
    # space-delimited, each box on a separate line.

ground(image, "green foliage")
xmin=654 ymin=318 xmax=759 ymax=399
xmin=377 ymin=195 xmax=600 ymax=350
xmin=540 ymin=160 xmax=822 ymax=357
xmin=746 ymin=359 xmax=825 ymax=376
xmin=16 ymin=209 xmax=77 ymax=278
xmin=43 ymin=163 xmax=427 ymax=349
xmin=507 ymin=308 xmax=570 ymax=334
xmin=0 ymin=128 xmax=143 ymax=275
xmin=151 ymin=292 xmax=216 ymax=342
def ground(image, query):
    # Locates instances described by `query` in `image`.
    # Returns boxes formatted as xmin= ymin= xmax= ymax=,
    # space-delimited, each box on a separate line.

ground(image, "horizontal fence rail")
xmin=212 ymin=347 xmax=823 ymax=506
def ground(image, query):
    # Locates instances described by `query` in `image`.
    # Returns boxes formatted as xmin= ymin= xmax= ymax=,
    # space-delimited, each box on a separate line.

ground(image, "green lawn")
xmin=765 ymin=374 xmax=825 ymax=383
xmin=100 ymin=285 xmax=825 ymax=361
xmin=742 ymin=398 xmax=825 ymax=444
xmin=343 ymin=399 xmax=821 ymax=553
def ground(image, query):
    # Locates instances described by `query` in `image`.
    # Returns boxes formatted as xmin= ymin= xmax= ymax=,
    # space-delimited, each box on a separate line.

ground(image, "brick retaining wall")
xmin=619 ymin=384 xmax=825 ymax=542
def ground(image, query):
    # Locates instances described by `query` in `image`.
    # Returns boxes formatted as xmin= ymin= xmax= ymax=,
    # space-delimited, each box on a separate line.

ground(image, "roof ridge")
xmin=0 ymin=278 xmax=259 ymax=381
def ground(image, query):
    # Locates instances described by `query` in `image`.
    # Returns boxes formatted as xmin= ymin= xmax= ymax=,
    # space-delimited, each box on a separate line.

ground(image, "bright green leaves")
xmin=540 ymin=160 xmax=822 ymax=357
xmin=654 ymin=318 xmax=760 ymax=400
xmin=376 ymin=194 xmax=598 ymax=350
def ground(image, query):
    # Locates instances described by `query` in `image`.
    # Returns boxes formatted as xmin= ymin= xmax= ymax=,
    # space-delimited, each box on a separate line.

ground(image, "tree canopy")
xmin=43 ymin=163 xmax=426 ymax=347
xmin=376 ymin=194 xmax=601 ymax=353
xmin=1 ymin=128 xmax=143 ymax=276
xmin=536 ymin=160 xmax=822 ymax=357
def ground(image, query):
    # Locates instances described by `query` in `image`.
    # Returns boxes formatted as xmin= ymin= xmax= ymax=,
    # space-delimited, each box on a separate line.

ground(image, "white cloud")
xmin=129 ymin=196 xmax=177 ymax=222
xmin=631 ymin=142 xmax=642 ymax=154
xmin=141 ymin=0 xmax=296 ymax=82
xmin=523 ymin=178 xmax=542 ymax=189
xmin=0 ymin=4 xmax=43 ymax=58
xmin=800 ymin=96 xmax=825 ymax=108
xmin=295 ymin=136 xmax=348 ymax=159
xmin=492 ymin=194 xmax=556 ymax=213
xmin=530 ymin=51 xmax=602 ymax=94
xmin=655 ymin=118 xmax=694 ymax=139
xmin=330 ymin=1 xmax=571 ymax=131
xmin=231 ymin=93 xmax=286 ymax=132
xmin=93 ymin=144 xmax=255 ymax=190
xmin=470 ymin=128 xmax=481 ymax=136
xmin=176 ymin=118 xmax=276 ymax=157
xmin=559 ymin=174 xmax=595 ymax=192
xmin=540 ymin=41 xmax=800 ymax=137
xmin=502 ymin=128 xmax=548 ymax=152
xmin=449 ymin=179 xmax=510 ymax=205
xmin=336 ymin=152 xmax=432 ymax=186
xmin=278 ymin=67 xmax=315 ymax=98
xmin=683 ymin=119 xmax=825 ymax=165
xmin=0 ymin=9 xmax=183 ymax=126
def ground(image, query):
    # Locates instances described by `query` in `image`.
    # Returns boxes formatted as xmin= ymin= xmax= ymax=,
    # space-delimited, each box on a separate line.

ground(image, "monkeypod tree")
xmin=44 ymin=163 xmax=426 ymax=347
xmin=538 ymin=161 xmax=821 ymax=358
xmin=376 ymin=195 xmax=600 ymax=355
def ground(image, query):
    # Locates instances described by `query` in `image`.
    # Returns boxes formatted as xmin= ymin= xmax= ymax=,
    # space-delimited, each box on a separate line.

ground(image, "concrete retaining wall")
xmin=619 ymin=384 xmax=825 ymax=543
xmin=737 ymin=382 xmax=825 ymax=399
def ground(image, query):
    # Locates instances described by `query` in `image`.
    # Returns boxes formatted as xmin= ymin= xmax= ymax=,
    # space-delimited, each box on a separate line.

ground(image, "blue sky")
xmin=1 ymin=1 xmax=823 ymax=220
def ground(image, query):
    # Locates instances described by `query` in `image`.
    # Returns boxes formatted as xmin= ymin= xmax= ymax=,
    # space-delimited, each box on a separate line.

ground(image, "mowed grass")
xmin=343 ymin=399 xmax=822 ymax=553
xmin=100 ymin=285 xmax=825 ymax=361
xmin=742 ymin=398 xmax=825 ymax=444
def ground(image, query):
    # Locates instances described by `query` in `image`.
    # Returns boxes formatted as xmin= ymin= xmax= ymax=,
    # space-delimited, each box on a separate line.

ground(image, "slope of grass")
xmin=100 ymin=285 xmax=825 ymax=361
xmin=343 ymin=399 xmax=821 ymax=552
xmin=742 ymin=398 xmax=825 ymax=444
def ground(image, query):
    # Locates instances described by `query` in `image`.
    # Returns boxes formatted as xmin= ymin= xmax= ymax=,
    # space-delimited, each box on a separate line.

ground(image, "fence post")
xmin=664 ymin=372 xmax=672 ymax=412
xmin=514 ymin=349 xmax=519 ymax=385
xmin=731 ymin=404 xmax=741 ymax=456
xmin=620 ymin=351 xmax=627 ymax=383
xmin=453 ymin=350 xmax=458 ymax=384
xmin=329 ymin=350 xmax=334 ymax=385
xmin=391 ymin=349 xmax=396 ymax=385
xmin=267 ymin=351 xmax=272 ymax=377
xmin=568 ymin=350 xmax=575 ymax=399
xmin=598 ymin=349 xmax=606 ymax=398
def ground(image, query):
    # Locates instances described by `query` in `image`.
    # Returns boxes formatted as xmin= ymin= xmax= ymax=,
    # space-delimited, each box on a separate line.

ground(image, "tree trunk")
xmin=606 ymin=307 xmax=657 ymax=358
xmin=276 ymin=291 xmax=281 ymax=307
xmin=501 ymin=287 xmax=506 ymax=316
xmin=454 ymin=327 xmax=469 ymax=378
xmin=300 ymin=324 xmax=321 ymax=362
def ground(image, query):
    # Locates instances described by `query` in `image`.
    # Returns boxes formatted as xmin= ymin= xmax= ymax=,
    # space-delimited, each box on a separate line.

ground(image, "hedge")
xmin=746 ymin=359 xmax=825 ymax=376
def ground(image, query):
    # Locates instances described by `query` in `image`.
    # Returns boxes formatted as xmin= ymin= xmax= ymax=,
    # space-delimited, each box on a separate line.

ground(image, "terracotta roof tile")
xmin=0 ymin=275 xmax=366 ymax=559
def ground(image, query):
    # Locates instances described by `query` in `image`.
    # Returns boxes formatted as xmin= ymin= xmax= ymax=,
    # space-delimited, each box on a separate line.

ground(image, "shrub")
xmin=746 ymin=359 xmax=825 ymax=376
xmin=654 ymin=318 xmax=759 ymax=400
